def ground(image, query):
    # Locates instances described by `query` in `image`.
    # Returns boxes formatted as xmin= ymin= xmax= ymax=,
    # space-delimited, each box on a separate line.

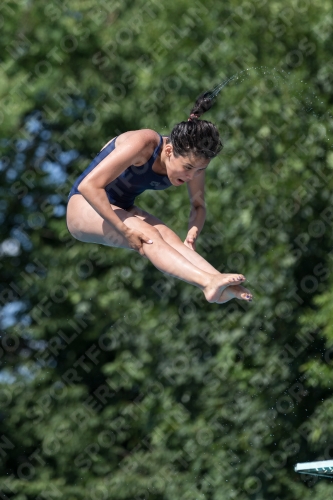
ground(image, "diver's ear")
xmin=165 ymin=142 xmax=173 ymax=158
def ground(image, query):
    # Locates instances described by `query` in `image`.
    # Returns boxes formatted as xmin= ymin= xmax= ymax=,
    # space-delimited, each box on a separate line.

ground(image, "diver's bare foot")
xmin=204 ymin=274 xmax=246 ymax=303
xmin=217 ymin=285 xmax=253 ymax=304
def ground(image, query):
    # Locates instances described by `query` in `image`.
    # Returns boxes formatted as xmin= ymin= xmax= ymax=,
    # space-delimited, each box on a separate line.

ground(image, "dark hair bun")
xmin=189 ymin=91 xmax=214 ymax=118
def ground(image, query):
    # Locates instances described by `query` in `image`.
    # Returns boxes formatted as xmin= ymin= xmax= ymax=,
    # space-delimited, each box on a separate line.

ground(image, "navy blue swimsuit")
xmin=68 ymin=133 xmax=172 ymax=209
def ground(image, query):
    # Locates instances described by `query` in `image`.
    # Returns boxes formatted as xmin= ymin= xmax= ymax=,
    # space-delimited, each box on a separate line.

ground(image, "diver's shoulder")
xmin=117 ymin=129 xmax=160 ymax=148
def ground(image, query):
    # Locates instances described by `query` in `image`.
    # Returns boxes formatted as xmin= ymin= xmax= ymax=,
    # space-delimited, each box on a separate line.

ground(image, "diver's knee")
xmin=157 ymin=226 xmax=182 ymax=245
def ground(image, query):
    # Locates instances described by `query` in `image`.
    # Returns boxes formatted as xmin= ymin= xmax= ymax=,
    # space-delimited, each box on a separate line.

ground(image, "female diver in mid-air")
xmin=66 ymin=89 xmax=252 ymax=304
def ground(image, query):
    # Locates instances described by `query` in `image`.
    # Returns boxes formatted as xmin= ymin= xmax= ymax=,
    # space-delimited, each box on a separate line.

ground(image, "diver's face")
xmin=166 ymin=151 xmax=210 ymax=186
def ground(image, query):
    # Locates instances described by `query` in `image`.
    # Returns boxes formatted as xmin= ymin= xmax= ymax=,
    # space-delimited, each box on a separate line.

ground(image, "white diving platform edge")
xmin=294 ymin=460 xmax=333 ymax=478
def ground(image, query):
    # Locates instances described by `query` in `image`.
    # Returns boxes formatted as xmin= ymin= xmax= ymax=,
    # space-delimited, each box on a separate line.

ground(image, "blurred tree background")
xmin=1 ymin=0 xmax=333 ymax=498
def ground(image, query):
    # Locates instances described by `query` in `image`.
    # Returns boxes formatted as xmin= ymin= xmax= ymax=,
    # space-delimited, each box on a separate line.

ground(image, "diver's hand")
xmin=184 ymin=229 xmax=197 ymax=251
xmin=124 ymin=228 xmax=153 ymax=256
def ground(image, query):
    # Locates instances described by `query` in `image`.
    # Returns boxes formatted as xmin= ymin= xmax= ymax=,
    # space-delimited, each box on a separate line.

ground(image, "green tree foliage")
xmin=1 ymin=0 xmax=333 ymax=498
